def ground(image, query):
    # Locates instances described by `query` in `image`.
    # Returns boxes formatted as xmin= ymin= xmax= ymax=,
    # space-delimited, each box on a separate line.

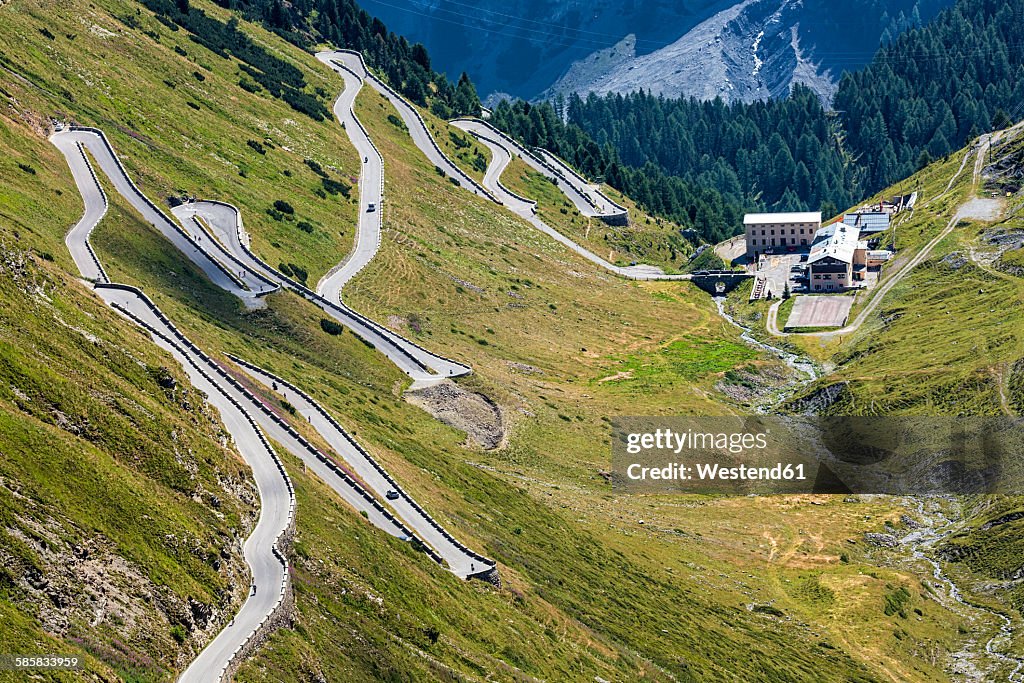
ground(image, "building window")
xmin=823 ymin=274 xmax=831 ymax=280
xmin=770 ymin=230 xmax=775 ymax=235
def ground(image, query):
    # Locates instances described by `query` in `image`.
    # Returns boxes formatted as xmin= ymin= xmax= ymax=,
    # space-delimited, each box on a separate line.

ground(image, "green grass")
xmin=790 ymin=142 xmax=1024 ymax=414
xmin=500 ymin=157 xmax=696 ymax=272
xmin=596 ymin=335 xmax=757 ymax=391
xmin=0 ymin=0 xmax=1014 ymax=679
xmin=778 ymin=294 xmax=797 ymax=323
xmin=0 ymin=244 xmax=254 ymax=680
xmin=2 ymin=0 xmax=359 ymax=285
xmin=1001 ymin=246 xmax=1024 ymax=269
xmin=941 ymin=497 xmax=1024 ymax=615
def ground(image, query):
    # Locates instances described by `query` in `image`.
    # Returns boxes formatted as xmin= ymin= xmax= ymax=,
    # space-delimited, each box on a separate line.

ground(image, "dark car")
xmin=386 ymin=490 xmax=399 ymax=501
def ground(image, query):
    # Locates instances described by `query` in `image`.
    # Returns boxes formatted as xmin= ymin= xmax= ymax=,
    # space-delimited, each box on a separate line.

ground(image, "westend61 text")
xmin=627 ymin=462 xmax=807 ymax=482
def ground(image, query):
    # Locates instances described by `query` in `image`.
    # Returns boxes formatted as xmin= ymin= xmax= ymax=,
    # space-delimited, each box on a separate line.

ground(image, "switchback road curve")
xmin=52 ymin=124 xmax=495 ymax=680
xmin=319 ymin=51 xmax=690 ymax=282
xmin=171 ymin=199 xmax=469 ymax=386
xmin=52 ymin=127 xmax=294 ymax=683
xmin=450 ymin=118 xmax=689 ymax=280
xmin=231 ymin=356 xmax=496 ymax=579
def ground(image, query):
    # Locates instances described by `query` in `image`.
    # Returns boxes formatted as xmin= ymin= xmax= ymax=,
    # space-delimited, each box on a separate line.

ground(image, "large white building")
xmin=807 ymin=223 xmax=864 ymax=291
xmin=743 ymin=211 xmax=822 ymax=260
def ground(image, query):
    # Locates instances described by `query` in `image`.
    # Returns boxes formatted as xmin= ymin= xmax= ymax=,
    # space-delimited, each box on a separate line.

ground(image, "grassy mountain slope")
xmin=0 ymin=0 xmax=1014 ymax=680
xmin=719 ymin=127 xmax=1024 ymax=669
xmin=0 ymin=125 xmax=256 ymax=680
xmin=499 ymin=156 xmax=703 ymax=273
xmin=779 ymin=128 xmax=1024 ymax=414
xmin=2 ymin=0 xmax=360 ymax=286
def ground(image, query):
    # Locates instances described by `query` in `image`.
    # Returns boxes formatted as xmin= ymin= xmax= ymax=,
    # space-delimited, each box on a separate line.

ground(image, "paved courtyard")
xmin=785 ymin=295 xmax=854 ymax=329
xmin=757 ymin=252 xmax=805 ymax=298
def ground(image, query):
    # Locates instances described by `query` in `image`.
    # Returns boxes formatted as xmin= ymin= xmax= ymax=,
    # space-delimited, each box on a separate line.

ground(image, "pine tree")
xmin=916 ymin=149 xmax=932 ymax=170
xmin=453 ymin=73 xmax=480 ymax=117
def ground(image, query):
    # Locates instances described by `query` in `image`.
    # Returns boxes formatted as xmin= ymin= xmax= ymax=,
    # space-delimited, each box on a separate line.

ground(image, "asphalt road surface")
xmin=236 ymin=360 xmax=495 ymax=578
xmin=314 ymin=54 xmax=384 ymax=296
xmin=173 ymin=199 xmax=469 ymax=386
xmin=450 ymin=118 xmax=690 ymax=281
xmin=52 ymin=124 xmax=488 ymax=682
xmin=52 ymin=127 xmax=294 ymax=683
xmin=452 ymin=118 xmax=625 ymax=220
xmin=99 ymin=287 xmax=294 ymax=683
xmin=319 ymin=51 xmax=497 ymax=204
xmin=51 ymin=128 xmax=266 ymax=308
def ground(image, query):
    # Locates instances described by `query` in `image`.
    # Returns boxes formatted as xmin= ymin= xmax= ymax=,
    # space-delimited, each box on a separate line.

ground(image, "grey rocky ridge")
xmin=364 ymin=0 xmax=952 ymax=103
xmin=540 ymin=0 xmax=954 ymax=104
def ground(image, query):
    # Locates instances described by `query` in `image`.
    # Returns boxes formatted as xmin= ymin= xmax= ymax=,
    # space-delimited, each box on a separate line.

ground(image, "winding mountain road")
xmin=53 ymin=128 xmax=266 ymax=305
xmin=449 ymin=118 xmax=689 ymax=280
xmin=313 ymin=55 xmax=383 ymax=297
xmin=52 ymin=127 xmax=295 ymax=683
xmin=232 ymin=357 xmax=495 ymax=579
xmin=451 ymin=118 xmax=627 ymax=221
xmin=317 ymin=51 xmax=498 ymax=205
xmin=52 ymin=121 xmax=495 ymax=680
xmin=171 ymin=199 xmax=468 ymax=386
xmin=315 ymin=51 xmax=693 ymax=281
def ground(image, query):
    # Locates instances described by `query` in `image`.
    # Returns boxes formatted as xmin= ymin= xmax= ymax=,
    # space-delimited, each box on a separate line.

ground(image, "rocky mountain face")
xmin=544 ymin=0 xmax=952 ymax=104
xmin=361 ymin=0 xmax=951 ymax=104
xmin=359 ymin=0 xmax=736 ymax=100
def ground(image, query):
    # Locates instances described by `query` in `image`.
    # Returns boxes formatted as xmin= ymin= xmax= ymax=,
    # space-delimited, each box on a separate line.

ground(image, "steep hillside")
xmin=487 ymin=0 xmax=1024 ymax=252
xmin=1 ymin=0 xmax=1021 ymax=680
xmin=359 ymin=0 xmax=734 ymax=100
xmin=0 ymin=118 xmax=257 ymax=679
xmin=722 ymin=124 xmax=1024 ymax=676
xmin=358 ymin=0 xmax=950 ymax=103
xmin=836 ymin=0 xmax=1024 ymax=188
xmin=780 ymin=124 xmax=1024 ymax=415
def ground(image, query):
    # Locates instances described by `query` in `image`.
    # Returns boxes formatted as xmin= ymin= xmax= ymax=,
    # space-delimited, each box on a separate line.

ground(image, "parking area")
xmin=785 ymin=295 xmax=854 ymax=329
xmin=756 ymin=252 xmax=806 ymax=298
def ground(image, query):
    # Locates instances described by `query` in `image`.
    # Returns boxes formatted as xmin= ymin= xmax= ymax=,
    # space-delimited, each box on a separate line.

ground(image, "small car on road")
xmin=367 ymin=203 xmax=376 ymax=213
xmin=386 ymin=490 xmax=399 ymax=501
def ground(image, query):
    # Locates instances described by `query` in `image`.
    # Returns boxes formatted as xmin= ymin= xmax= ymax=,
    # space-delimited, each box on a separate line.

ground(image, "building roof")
xmin=843 ymin=211 xmax=890 ymax=233
xmin=808 ymin=223 xmax=860 ymax=265
xmin=812 ymin=223 xmax=838 ymax=243
xmin=743 ymin=211 xmax=822 ymax=225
